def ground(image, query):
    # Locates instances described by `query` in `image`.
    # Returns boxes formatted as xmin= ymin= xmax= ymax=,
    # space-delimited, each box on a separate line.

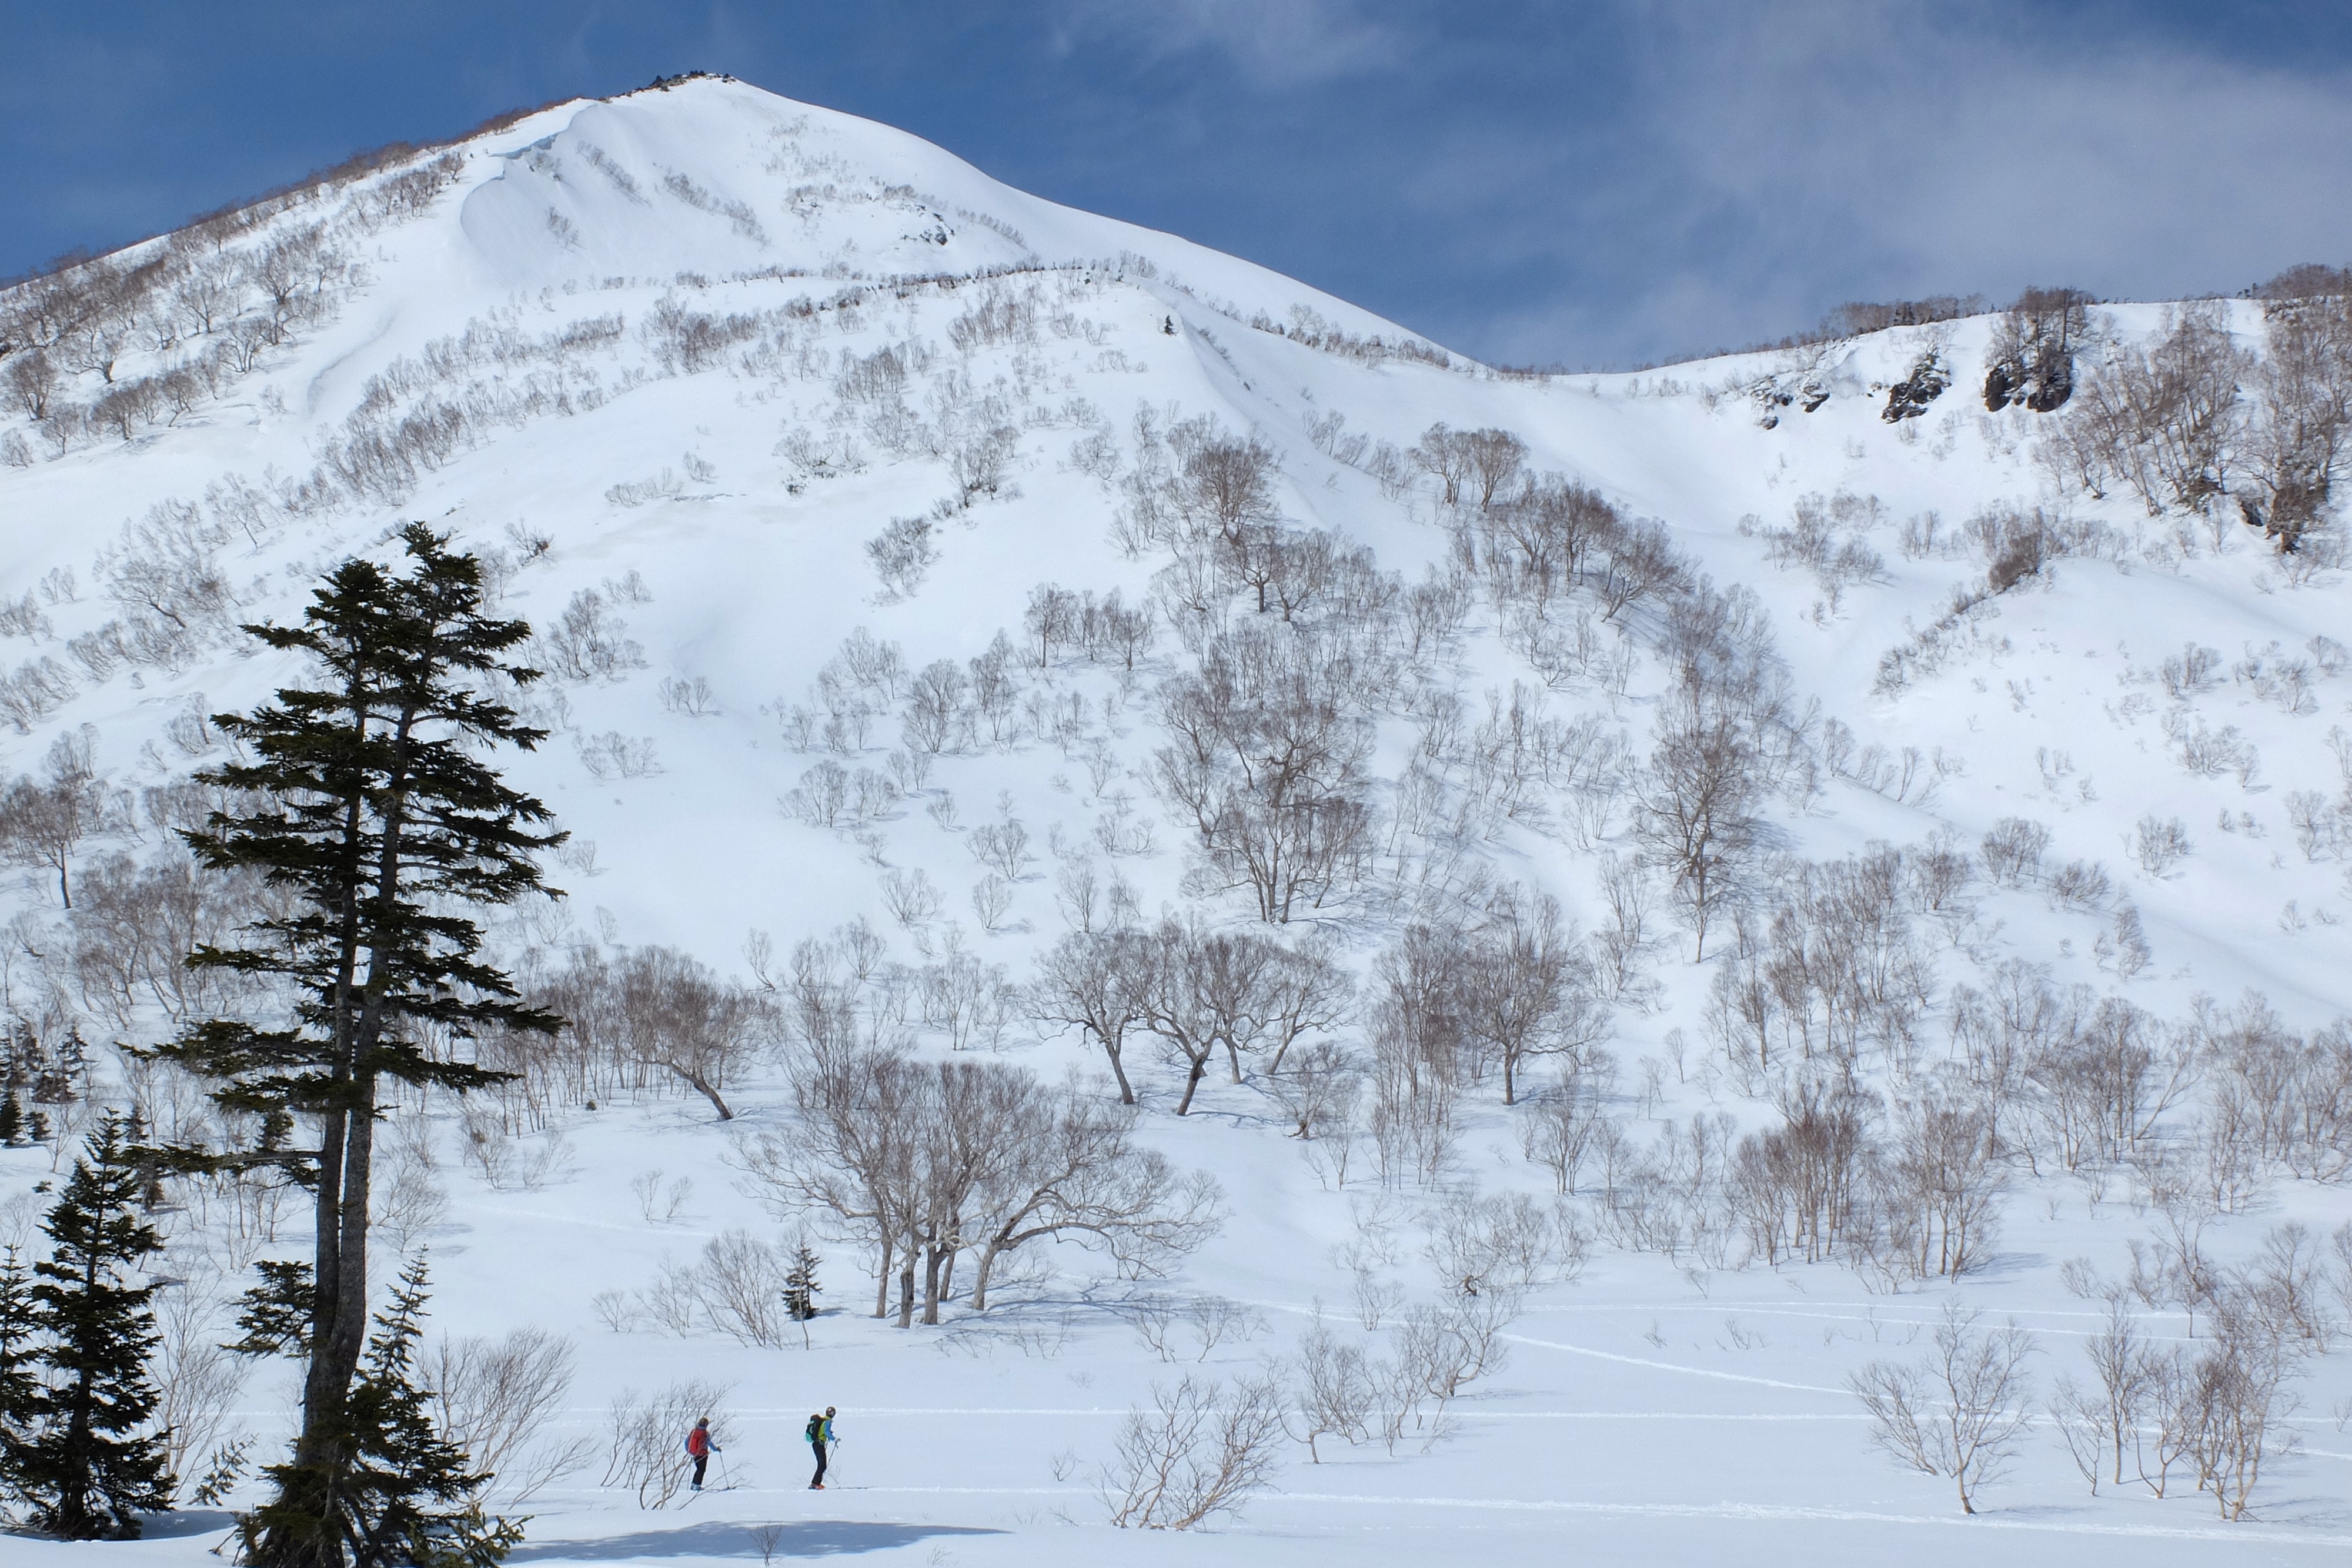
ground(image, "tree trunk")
xmin=970 ymin=1243 xmax=1001 ymax=1313
xmin=1102 ymin=1041 xmax=1135 ymax=1104
xmin=921 ymin=1242 xmax=946 ymax=1326
xmin=669 ymin=1062 xmax=733 ymax=1120
xmin=1175 ymin=1055 xmax=1208 ymax=1115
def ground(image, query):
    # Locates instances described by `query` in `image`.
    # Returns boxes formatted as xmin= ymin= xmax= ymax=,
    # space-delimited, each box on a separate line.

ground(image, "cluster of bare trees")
xmin=1743 ymin=490 xmax=1887 ymax=609
xmin=2049 ymin=1225 xmax=2350 ymax=1518
xmin=1718 ymin=1081 xmax=2001 ymax=1283
xmin=1706 ymin=844 xmax=1942 ymax=1088
xmin=1873 ymin=503 xmax=2128 ymax=694
xmin=492 ymin=943 xmax=776 ymax=1122
xmin=1982 ymin=286 xmax=2094 ymax=413
xmin=1029 ymin=919 xmax=1350 ymax=1111
xmin=0 ymin=145 xmax=462 ymax=455
xmin=318 ymin=314 xmax=627 ymax=507
xmin=2239 ymin=276 xmax=2352 ymax=547
xmin=733 ymin=1046 xmax=1220 ymax=1328
xmin=2036 ymin=276 xmax=2352 ymax=553
xmin=1020 ymin=584 xmax=1155 ymax=671
xmin=535 ymin=581 xmax=650 ymax=682
xmin=1434 ymin=442 xmax=1684 ymax=647
xmin=1152 ymin=619 xmax=1382 ymax=922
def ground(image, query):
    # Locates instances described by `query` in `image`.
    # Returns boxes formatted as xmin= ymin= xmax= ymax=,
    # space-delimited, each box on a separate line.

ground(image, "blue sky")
xmin=8 ymin=1 xmax=2352 ymax=369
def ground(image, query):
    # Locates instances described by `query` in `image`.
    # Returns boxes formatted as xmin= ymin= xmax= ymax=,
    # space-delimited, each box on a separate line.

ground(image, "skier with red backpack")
xmin=686 ymin=1416 xmax=720 ymax=1491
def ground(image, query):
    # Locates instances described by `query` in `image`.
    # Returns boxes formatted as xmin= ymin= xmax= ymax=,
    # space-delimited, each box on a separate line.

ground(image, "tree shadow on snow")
xmin=509 ymin=1519 xmax=1005 ymax=1561
xmin=132 ymin=1509 xmax=241 ymax=1540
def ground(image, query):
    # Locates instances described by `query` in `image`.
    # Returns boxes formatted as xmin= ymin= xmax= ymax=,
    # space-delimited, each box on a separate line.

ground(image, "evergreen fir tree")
xmin=0 ymin=1086 xmax=21 ymax=1145
xmin=0 ymin=1246 xmax=39 ymax=1503
xmin=236 ymin=1256 xmax=519 ymax=1568
xmin=15 ymin=1114 xmax=175 ymax=1539
xmin=783 ymin=1242 xmax=823 ymax=1348
xmin=151 ymin=525 xmax=563 ymax=1568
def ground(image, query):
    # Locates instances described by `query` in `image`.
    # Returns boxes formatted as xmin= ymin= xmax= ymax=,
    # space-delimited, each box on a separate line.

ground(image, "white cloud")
xmin=1380 ymin=4 xmax=2352 ymax=365
xmin=1054 ymin=0 xmax=1408 ymax=85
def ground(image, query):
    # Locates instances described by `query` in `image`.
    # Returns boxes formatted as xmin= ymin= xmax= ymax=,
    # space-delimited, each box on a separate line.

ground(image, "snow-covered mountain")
xmin=3 ymin=73 xmax=2350 ymax=1567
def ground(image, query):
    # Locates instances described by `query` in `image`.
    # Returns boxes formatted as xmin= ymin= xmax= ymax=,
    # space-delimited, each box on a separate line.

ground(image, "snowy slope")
xmin=2 ymin=75 xmax=2350 ymax=1567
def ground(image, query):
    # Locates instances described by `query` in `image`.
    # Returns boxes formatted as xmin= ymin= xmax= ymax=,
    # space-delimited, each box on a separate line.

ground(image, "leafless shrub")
xmin=784 ymin=759 xmax=851 ymax=827
xmin=656 ymin=674 xmax=716 ymax=717
xmin=1849 ymin=1303 xmax=2036 ymax=1514
xmin=1101 ymin=1372 xmax=1285 ymax=1530
xmin=880 ymin=867 xmax=943 ymax=931
xmin=577 ymin=731 xmax=661 ymax=780
xmin=2161 ymin=710 xmax=2260 ymax=784
xmin=1517 ymin=1069 xmax=1612 ymax=1194
xmin=0 ymin=655 xmax=81 ymax=733
xmin=97 ymin=500 xmax=242 ymax=667
xmin=602 ymin=1379 xmax=733 ymax=1508
xmin=1748 ymin=490 xmax=1887 ymax=606
xmin=1454 ymin=883 xmax=1610 ymax=1104
xmin=371 ymin=1131 xmax=450 ymax=1251
xmin=1130 ymin=1293 xmax=1268 ymax=1363
xmin=2046 ymin=857 xmax=2113 ymax=911
xmin=971 ymin=873 xmax=1015 ymax=934
xmin=423 ymin=1326 xmax=595 ymax=1501
xmin=537 ymin=587 xmax=647 ymax=681
xmin=865 ymin=514 xmax=938 ymax=599
xmin=630 ymin=1169 xmax=693 ymax=1224
xmin=1151 ymin=621 xmax=1378 ymax=922
xmin=0 ymin=732 xmax=117 ymax=906
xmin=1285 ymin=1319 xmax=1378 ymax=1460
xmin=948 ymin=425 xmax=1020 ymax=504
xmin=969 ymin=817 xmax=1034 ymax=880
xmin=2131 ymin=814 xmax=2193 ymax=876
xmin=2282 ymin=790 xmax=2339 ymax=862
xmin=1424 ymin=1190 xmax=1583 ymax=1298
xmin=645 ymin=295 xmax=761 ymax=373
xmin=1980 ymin=817 xmax=2052 ymax=888
xmin=151 ymin=1271 xmax=249 ymax=1499
xmin=6 ymin=348 xmax=61 ymax=419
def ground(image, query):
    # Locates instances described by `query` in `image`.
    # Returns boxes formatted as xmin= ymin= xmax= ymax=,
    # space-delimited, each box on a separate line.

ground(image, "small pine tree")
xmin=15 ymin=1115 xmax=175 ymax=1538
xmin=0 ymin=1087 xmax=21 ymax=1145
xmin=782 ymin=1242 xmax=822 ymax=1349
xmin=236 ymin=1256 xmax=520 ymax=1568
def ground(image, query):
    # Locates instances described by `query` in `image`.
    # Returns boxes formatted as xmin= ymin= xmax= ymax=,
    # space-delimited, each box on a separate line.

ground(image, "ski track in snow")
xmin=531 ymin=1483 xmax=2352 ymax=1549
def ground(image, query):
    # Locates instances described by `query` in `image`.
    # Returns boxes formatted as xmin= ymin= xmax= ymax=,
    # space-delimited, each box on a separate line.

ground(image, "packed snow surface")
xmin=2 ymin=75 xmax=2350 ymax=1566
